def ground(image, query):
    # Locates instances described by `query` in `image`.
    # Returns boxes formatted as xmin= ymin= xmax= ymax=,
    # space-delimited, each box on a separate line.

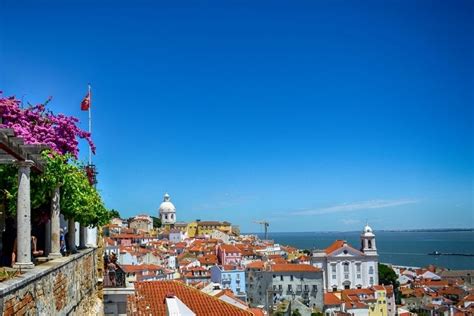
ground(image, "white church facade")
xmin=311 ymin=224 xmax=379 ymax=291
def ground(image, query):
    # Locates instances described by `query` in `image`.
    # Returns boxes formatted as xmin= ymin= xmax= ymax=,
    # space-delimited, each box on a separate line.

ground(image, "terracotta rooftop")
xmin=121 ymin=264 xmax=163 ymax=273
xmin=271 ymin=264 xmax=320 ymax=272
xmin=221 ymin=264 xmax=244 ymax=271
xmin=324 ymin=239 xmax=363 ymax=255
xmin=324 ymin=292 xmax=343 ymax=305
xmin=198 ymin=254 xmax=218 ymax=265
xmin=129 ymin=280 xmax=254 ymax=315
xmin=325 ymin=240 xmax=346 ymax=254
xmin=246 ymin=261 xmax=264 ymax=270
xmin=220 ymin=244 xmax=242 ymax=253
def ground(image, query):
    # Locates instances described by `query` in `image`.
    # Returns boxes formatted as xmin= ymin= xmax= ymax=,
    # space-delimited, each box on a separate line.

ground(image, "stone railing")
xmin=0 ymin=248 xmax=100 ymax=315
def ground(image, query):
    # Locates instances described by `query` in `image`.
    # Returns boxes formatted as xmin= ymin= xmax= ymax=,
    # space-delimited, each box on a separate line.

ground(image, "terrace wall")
xmin=0 ymin=248 xmax=102 ymax=316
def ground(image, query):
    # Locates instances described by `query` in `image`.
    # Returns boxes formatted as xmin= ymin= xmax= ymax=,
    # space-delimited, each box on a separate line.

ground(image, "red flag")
xmin=81 ymin=91 xmax=90 ymax=111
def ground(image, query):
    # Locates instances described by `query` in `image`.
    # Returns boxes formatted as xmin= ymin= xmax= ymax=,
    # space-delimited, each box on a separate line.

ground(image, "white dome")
xmin=159 ymin=193 xmax=176 ymax=214
xmin=362 ymin=223 xmax=375 ymax=237
xmin=363 ymin=224 xmax=372 ymax=233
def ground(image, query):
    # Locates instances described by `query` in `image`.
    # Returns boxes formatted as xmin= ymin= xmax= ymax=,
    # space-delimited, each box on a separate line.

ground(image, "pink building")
xmin=217 ymin=244 xmax=242 ymax=266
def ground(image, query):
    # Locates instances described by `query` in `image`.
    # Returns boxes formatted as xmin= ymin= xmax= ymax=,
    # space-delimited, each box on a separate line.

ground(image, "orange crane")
xmin=254 ymin=220 xmax=269 ymax=240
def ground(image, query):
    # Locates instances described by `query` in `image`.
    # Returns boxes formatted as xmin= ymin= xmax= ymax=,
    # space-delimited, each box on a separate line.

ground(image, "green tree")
xmin=151 ymin=216 xmax=162 ymax=228
xmin=292 ymin=309 xmax=302 ymax=316
xmin=378 ymin=263 xmax=401 ymax=304
xmin=109 ymin=209 xmax=121 ymax=219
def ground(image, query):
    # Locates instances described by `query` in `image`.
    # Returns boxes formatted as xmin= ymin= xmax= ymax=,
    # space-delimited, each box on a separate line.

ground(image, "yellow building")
xmin=186 ymin=220 xmax=232 ymax=237
xmin=368 ymin=287 xmax=388 ymax=316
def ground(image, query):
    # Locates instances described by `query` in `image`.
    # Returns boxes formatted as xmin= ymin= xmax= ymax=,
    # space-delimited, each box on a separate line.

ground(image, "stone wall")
xmin=0 ymin=248 xmax=102 ymax=316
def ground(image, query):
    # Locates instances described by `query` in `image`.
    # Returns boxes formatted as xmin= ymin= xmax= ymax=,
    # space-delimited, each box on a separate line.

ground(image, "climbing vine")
xmin=0 ymin=93 xmax=111 ymax=227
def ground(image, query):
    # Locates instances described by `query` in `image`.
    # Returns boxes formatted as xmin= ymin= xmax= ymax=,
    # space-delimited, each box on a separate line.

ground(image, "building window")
xmin=273 ymin=285 xmax=277 ymax=291
xmin=288 ymin=284 xmax=292 ymax=292
xmin=356 ymin=263 xmax=361 ymax=272
xmin=370 ymin=277 xmax=374 ymax=285
xmin=332 ymin=274 xmax=336 ymax=280
xmin=312 ymin=285 xmax=317 ymax=292
xmin=280 ymin=275 xmax=284 ymax=281
xmin=357 ymin=274 xmax=361 ymax=279
xmin=343 ymin=262 xmax=349 ymax=272
xmin=297 ymin=285 xmax=302 ymax=292
xmin=290 ymin=275 xmax=294 ymax=281
xmin=304 ymin=285 xmax=309 ymax=291
xmin=300 ymin=275 xmax=304 ymax=281
xmin=369 ymin=266 xmax=374 ymax=274
xmin=278 ymin=285 xmax=282 ymax=291
xmin=331 ymin=264 xmax=336 ymax=273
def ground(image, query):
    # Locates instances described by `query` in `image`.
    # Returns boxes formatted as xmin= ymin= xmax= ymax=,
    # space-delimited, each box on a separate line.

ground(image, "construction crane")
xmin=254 ymin=220 xmax=269 ymax=240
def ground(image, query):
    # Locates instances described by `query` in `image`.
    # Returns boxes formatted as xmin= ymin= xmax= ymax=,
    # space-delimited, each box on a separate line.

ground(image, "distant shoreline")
xmin=243 ymin=228 xmax=474 ymax=234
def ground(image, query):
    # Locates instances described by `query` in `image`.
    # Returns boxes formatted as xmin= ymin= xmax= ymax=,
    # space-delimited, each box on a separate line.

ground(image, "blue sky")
xmin=1 ymin=0 xmax=472 ymax=232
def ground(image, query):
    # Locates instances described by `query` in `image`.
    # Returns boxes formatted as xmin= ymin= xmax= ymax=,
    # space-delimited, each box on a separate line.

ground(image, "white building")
xmin=159 ymin=193 xmax=176 ymax=226
xmin=312 ymin=224 xmax=379 ymax=291
xmin=129 ymin=214 xmax=153 ymax=232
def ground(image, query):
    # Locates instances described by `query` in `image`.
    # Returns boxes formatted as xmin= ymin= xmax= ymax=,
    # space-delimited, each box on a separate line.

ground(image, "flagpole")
xmin=88 ymin=83 xmax=92 ymax=166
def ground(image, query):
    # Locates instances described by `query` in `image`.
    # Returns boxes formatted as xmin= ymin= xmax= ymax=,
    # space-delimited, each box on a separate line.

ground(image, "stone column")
xmin=14 ymin=160 xmax=34 ymax=269
xmin=48 ymin=186 xmax=62 ymax=258
xmin=79 ymin=225 xmax=87 ymax=249
xmin=44 ymin=219 xmax=51 ymax=255
xmin=87 ymin=227 xmax=97 ymax=247
xmin=67 ymin=217 xmax=77 ymax=254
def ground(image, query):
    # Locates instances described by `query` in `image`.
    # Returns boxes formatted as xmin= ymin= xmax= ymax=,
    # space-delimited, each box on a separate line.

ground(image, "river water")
xmin=253 ymin=231 xmax=474 ymax=270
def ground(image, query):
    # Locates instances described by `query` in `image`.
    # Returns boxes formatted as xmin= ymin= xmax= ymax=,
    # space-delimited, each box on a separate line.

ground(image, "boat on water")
xmin=428 ymin=251 xmax=474 ymax=256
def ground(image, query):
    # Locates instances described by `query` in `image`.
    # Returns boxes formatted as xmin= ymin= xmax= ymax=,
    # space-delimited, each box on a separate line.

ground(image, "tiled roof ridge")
xmin=158 ymin=280 xmax=254 ymax=315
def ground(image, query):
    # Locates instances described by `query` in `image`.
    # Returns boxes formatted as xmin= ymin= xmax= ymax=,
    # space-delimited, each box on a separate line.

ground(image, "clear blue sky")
xmin=1 ymin=0 xmax=472 ymax=232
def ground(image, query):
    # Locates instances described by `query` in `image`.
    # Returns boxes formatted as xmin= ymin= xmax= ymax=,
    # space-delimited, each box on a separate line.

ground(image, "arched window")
xmin=368 ymin=239 xmax=372 ymax=249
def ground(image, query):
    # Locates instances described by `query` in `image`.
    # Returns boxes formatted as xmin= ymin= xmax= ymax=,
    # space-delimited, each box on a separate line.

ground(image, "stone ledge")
xmin=0 ymin=248 xmax=96 ymax=297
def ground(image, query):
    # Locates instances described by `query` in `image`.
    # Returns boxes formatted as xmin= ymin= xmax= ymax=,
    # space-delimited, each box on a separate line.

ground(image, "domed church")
xmin=159 ymin=193 xmax=176 ymax=226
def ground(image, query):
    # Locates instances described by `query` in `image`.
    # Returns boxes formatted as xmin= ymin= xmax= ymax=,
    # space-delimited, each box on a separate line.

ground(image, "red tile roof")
xmin=271 ymin=264 xmax=320 ymax=272
xmin=248 ymin=308 xmax=265 ymax=316
xmin=220 ymin=244 xmax=243 ymax=253
xmin=129 ymin=281 xmax=254 ymax=315
xmin=324 ymin=240 xmax=362 ymax=255
xmin=221 ymin=264 xmax=244 ymax=271
xmin=121 ymin=264 xmax=163 ymax=273
xmin=325 ymin=292 xmax=343 ymax=305
xmin=198 ymin=254 xmax=218 ymax=265
xmin=246 ymin=261 xmax=264 ymax=270
xmin=325 ymin=240 xmax=346 ymax=254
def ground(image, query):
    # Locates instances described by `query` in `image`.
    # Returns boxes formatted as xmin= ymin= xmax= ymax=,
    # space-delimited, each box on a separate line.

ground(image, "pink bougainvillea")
xmin=0 ymin=93 xmax=95 ymax=157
